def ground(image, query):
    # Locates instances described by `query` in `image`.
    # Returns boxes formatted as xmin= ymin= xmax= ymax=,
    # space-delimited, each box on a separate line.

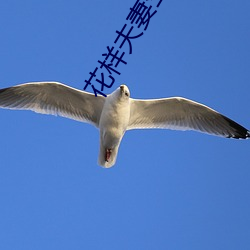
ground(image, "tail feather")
xmin=98 ymin=144 xmax=119 ymax=168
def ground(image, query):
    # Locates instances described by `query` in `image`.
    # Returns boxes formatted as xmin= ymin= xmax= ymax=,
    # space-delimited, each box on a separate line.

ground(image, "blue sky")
xmin=0 ymin=0 xmax=249 ymax=249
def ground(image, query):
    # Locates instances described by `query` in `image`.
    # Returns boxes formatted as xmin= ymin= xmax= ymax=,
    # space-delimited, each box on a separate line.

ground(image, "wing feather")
xmin=128 ymin=97 xmax=249 ymax=139
xmin=0 ymin=82 xmax=105 ymax=127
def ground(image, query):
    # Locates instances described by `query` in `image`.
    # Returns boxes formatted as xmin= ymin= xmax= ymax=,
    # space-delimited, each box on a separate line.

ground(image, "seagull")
xmin=0 ymin=82 xmax=249 ymax=168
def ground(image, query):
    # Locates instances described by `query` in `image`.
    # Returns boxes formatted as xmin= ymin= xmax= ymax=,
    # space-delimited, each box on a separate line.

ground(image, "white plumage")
xmin=0 ymin=82 xmax=249 ymax=167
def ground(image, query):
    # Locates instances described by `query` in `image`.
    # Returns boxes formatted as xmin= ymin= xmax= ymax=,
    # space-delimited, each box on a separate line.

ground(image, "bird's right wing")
xmin=0 ymin=82 xmax=105 ymax=127
xmin=128 ymin=97 xmax=249 ymax=139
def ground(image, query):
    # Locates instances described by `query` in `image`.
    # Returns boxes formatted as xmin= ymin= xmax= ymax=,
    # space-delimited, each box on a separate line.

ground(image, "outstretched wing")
xmin=0 ymin=82 xmax=105 ymax=127
xmin=128 ymin=97 xmax=249 ymax=139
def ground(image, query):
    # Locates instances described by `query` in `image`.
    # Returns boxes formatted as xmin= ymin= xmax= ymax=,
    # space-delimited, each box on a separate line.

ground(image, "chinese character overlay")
xmin=84 ymin=0 xmax=163 ymax=97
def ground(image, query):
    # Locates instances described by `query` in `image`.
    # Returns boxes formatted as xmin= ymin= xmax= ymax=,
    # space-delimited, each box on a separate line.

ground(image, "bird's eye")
xmin=125 ymin=92 xmax=129 ymax=97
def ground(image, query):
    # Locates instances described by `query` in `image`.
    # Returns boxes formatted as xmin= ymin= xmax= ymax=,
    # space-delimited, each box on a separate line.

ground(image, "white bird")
xmin=0 ymin=82 xmax=249 ymax=168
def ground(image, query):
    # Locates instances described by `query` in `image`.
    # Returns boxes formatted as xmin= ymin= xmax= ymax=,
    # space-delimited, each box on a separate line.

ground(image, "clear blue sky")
xmin=0 ymin=1 xmax=249 ymax=249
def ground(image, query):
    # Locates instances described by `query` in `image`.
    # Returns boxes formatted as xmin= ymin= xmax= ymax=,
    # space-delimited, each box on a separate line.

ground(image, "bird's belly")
xmin=102 ymin=129 xmax=122 ymax=147
xmin=99 ymin=97 xmax=130 ymax=148
xmin=99 ymin=113 xmax=127 ymax=148
xmin=101 ymin=119 xmax=126 ymax=146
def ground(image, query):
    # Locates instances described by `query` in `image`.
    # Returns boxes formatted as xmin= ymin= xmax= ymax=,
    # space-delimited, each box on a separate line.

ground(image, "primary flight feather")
xmin=0 ymin=82 xmax=249 ymax=168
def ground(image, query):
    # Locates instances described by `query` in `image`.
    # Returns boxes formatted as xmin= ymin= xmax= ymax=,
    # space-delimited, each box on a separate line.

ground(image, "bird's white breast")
xmin=99 ymin=94 xmax=130 ymax=144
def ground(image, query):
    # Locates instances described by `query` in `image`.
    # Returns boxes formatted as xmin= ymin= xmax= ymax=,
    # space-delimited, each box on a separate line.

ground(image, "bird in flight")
xmin=0 ymin=82 xmax=249 ymax=168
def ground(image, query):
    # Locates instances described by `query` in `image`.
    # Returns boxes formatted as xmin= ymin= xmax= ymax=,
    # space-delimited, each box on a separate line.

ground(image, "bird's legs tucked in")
xmin=105 ymin=149 xmax=112 ymax=162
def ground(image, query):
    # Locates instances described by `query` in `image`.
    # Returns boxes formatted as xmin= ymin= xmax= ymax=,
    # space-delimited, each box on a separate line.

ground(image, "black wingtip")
xmin=222 ymin=115 xmax=250 ymax=139
xmin=247 ymin=131 xmax=250 ymax=138
xmin=0 ymin=88 xmax=8 ymax=94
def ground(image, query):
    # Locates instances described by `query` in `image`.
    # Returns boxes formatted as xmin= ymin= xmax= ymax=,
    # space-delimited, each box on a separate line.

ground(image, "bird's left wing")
xmin=128 ymin=97 xmax=249 ymax=139
xmin=0 ymin=82 xmax=105 ymax=127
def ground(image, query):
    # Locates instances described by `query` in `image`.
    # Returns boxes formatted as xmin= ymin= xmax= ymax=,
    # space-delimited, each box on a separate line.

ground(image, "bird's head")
xmin=109 ymin=84 xmax=130 ymax=103
xmin=119 ymin=84 xmax=130 ymax=98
